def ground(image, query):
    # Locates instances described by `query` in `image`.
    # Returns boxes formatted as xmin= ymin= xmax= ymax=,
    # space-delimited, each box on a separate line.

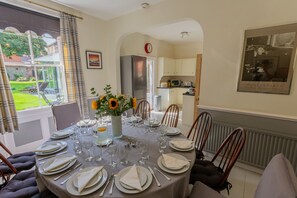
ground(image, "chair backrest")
xmin=187 ymin=112 xmax=212 ymax=153
xmin=211 ymin=127 xmax=246 ymax=186
xmin=0 ymin=141 xmax=12 ymax=156
xmin=254 ymin=153 xmax=297 ymax=198
xmin=0 ymin=153 xmax=17 ymax=175
xmin=51 ymin=102 xmax=81 ymax=131
xmin=135 ymin=100 xmax=151 ymax=120
xmin=161 ymin=104 xmax=179 ymax=127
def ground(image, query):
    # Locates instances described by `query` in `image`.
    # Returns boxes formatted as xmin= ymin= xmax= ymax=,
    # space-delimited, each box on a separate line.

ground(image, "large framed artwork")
xmin=86 ymin=51 xmax=102 ymax=69
xmin=237 ymin=23 xmax=297 ymax=94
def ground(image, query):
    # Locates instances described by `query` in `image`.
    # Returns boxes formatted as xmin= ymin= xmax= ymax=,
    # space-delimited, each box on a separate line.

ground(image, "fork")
xmin=99 ymin=175 xmax=112 ymax=197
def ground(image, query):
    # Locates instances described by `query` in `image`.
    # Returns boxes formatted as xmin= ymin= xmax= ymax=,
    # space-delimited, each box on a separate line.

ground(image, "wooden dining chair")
xmin=135 ymin=100 xmax=151 ymax=120
xmin=161 ymin=104 xmax=180 ymax=128
xmin=187 ymin=112 xmax=212 ymax=160
xmin=0 ymin=141 xmax=35 ymax=180
xmin=51 ymin=102 xmax=81 ymax=131
xmin=190 ymin=127 xmax=246 ymax=194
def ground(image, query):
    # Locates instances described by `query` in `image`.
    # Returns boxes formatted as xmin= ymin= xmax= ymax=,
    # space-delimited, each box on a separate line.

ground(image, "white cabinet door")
xmin=181 ymin=58 xmax=196 ymax=76
xmin=163 ymin=58 xmax=176 ymax=76
xmin=182 ymin=95 xmax=195 ymax=127
xmin=175 ymin=59 xmax=182 ymax=75
xmin=176 ymin=88 xmax=187 ymax=105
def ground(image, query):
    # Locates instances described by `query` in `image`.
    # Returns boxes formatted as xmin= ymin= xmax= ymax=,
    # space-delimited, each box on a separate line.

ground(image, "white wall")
xmin=120 ymin=32 xmax=174 ymax=58
xmin=105 ymin=0 xmax=297 ymax=119
xmin=173 ymin=42 xmax=202 ymax=59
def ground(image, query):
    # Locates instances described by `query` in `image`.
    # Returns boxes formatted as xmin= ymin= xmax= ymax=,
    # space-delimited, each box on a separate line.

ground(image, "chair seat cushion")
xmin=190 ymin=160 xmax=223 ymax=188
xmin=0 ymin=170 xmax=39 ymax=198
xmin=0 ymin=152 xmax=36 ymax=174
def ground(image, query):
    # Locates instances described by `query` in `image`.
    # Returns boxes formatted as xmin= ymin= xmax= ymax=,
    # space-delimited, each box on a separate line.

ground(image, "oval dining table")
xmin=35 ymin=124 xmax=195 ymax=198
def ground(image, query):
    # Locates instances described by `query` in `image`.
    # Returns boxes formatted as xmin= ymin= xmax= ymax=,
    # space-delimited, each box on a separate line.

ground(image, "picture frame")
xmin=86 ymin=51 xmax=102 ymax=69
xmin=237 ymin=23 xmax=297 ymax=94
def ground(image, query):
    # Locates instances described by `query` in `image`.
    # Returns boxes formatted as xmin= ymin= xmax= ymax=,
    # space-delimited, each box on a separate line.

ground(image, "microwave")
xmin=170 ymin=79 xmax=181 ymax=87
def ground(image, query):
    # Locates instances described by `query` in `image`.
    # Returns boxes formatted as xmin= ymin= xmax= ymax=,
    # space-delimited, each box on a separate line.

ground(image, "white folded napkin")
xmin=53 ymin=130 xmax=71 ymax=137
xmin=170 ymin=140 xmax=193 ymax=149
xmin=43 ymin=156 xmax=76 ymax=172
xmin=128 ymin=116 xmax=138 ymax=123
xmin=35 ymin=143 xmax=59 ymax=152
xmin=77 ymin=166 xmax=103 ymax=193
xmin=120 ymin=165 xmax=142 ymax=191
xmin=162 ymin=154 xmax=189 ymax=169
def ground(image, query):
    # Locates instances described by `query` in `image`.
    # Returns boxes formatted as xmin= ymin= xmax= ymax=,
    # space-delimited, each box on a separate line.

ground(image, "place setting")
xmin=76 ymin=114 xmax=97 ymax=128
xmin=35 ymin=141 xmax=67 ymax=156
xmin=165 ymin=127 xmax=182 ymax=136
xmin=38 ymin=153 xmax=77 ymax=176
xmin=157 ymin=153 xmax=191 ymax=174
xmin=169 ymin=138 xmax=194 ymax=151
xmin=66 ymin=166 xmax=108 ymax=196
xmin=50 ymin=129 xmax=74 ymax=140
xmin=115 ymin=164 xmax=153 ymax=194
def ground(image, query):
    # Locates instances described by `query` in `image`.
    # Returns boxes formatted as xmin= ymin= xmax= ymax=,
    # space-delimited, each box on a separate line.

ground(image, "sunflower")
xmin=132 ymin=97 xmax=137 ymax=109
xmin=109 ymin=98 xmax=119 ymax=110
xmin=91 ymin=100 xmax=98 ymax=110
xmin=100 ymin=95 xmax=106 ymax=101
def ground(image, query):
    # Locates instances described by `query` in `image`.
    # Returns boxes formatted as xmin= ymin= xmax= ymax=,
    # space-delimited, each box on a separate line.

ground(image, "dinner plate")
xmin=127 ymin=117 xmax=142 ymax=123
xmin=38 ymin=154 xmax=77 ymax=175
xmin=50 ymin=129 xmax=74 ymax=140
xmin=94 ymin=138 xmax=113 ymax=146
xmin=35 ymin=142 xmax=61 ymax=153
xmin=73 ymin=167 xmax=103 ymax=189
xmin=161 ymin=156 xmax=188 ymax=170
xmin=157 ymin=153 xmax=190 ymax=174
xmin=115 ymin=166 xmax=152 ymax=194
xmin=35 ymin=141 xmax=67 ymax=156
xmin=119 ymin=166 xmax=148 ymax=190
xmin=166 ymin=127 xmax=181 ymax=136
xmin=169 ymin=143 xmax=195 ymax=152
xmin=76 ymin=120 xmax=97 ymax=127
xmin=143 ymin=120 xmax=160 ymax=127
xmin=66 ymin=168 xmax=108 ymax=196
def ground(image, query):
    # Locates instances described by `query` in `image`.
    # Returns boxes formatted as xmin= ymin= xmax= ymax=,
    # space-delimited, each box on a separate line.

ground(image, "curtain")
xmin=60 ymin=12 xmax=88 ymax=116
xmin=0 ymin=51 xmax=18 ymax=134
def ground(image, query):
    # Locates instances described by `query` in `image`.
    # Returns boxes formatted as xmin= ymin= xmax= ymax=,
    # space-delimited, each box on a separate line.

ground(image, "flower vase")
xmin=111 ymin=115 xmax=122 ymax=138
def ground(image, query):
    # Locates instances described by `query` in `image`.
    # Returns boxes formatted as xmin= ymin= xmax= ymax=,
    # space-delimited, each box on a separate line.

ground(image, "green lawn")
xmin=12 ymin=91 xmax=48 ymax=111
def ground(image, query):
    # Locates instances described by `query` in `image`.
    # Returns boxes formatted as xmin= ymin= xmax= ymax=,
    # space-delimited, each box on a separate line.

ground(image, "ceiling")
xmin=49 ymin=0 xmax=203 ymax=44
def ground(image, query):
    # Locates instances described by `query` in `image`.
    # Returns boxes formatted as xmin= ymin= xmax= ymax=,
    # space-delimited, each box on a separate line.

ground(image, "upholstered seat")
xmin=0 ymin=170 xmax=39 ymax=198
xmin=0 ymin=152 xmax=35 ymax=175
xmin=190 ymin=181 xmax=224 ymax=198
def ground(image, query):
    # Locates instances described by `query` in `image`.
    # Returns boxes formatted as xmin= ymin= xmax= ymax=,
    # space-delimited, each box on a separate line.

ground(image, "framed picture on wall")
xmin=237 ymin=23 xmax=297 ymax=94
xmin=86 ymin=51 xmax=102 ymax=69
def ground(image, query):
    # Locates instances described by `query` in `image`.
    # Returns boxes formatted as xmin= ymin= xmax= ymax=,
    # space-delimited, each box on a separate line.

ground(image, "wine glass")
xmin=106 ymin=144 xmax=118 ymax=168
xmin=134 ymin=112 xmax=142 ymax=127
xmin=158 ymin=136 xmax=167 ymax=153
xmin=122 ymin=111 xmax=127 ymax=127
xmin=136 ymin=141 xmax=149 ymax=165
xmin=83 ymin=114 xmax=91 ymax=134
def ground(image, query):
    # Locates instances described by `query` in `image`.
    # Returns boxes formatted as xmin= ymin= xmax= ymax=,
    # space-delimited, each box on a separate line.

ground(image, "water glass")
xmin=80 ymin=134 xmax=94 ymax=162
xmin=106 ymin=144 xmax=118 ymax=168
xmin=158 ymin=136 xmax=167 ymax=153
xmin=118 ymin=144 xmax=129 ymax=165
xmin=137 ymin=141 xmax=149 ymax=165
xmin=73 ymin=140 xmax=82 ymax=154
xmin=92 ymin=145 xmax=103 ymax=162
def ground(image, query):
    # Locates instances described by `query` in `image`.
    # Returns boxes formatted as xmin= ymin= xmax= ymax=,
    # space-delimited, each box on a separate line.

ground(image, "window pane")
xmin=33 ymin=34 xmax=61 ymax=65
xmin=35 ymin=66 xmax=66 ymax=107
xmin=0 ymin=31 xmax=31 ymax=66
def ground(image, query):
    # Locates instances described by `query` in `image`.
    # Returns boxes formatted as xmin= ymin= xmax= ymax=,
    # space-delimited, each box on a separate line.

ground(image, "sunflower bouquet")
xmin=91 ymin=84 xmax=137 ymax=116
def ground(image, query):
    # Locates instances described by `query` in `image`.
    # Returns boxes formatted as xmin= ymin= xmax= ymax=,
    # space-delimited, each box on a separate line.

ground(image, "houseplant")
xmin=91 ymin=84 xmax=136 ymax=138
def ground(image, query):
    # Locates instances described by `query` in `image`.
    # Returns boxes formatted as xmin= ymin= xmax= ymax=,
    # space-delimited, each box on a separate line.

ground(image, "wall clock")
xmin=144 ymin=43 xmax=152 ymax=54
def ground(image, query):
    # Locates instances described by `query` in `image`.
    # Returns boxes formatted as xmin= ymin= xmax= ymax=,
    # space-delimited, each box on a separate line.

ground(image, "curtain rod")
xmin=24 ymin=0 xmax=83 ymax=20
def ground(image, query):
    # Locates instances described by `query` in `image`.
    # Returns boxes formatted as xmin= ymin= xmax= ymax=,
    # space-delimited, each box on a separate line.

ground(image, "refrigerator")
xmin=120 ymin=55 xmax=147 ymax=114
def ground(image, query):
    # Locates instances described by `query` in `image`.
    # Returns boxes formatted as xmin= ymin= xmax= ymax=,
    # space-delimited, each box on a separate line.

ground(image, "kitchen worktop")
xmin=156 ymin=86 xmax=195 ymax=89
xmin=183 ymin=92 xmax=195 ymax=96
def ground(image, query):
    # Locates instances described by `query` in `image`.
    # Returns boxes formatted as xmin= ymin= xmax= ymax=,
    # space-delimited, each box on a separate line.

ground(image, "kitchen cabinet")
xmin=175 ymin=58 xmax=196 ymax=76
xmin=158 ymin=57 xmax=176 ymax=77
xmin=157 ymin=88 xmax=187 ymax=110
xmin=158 ymin=57 xmax=196 ymax=78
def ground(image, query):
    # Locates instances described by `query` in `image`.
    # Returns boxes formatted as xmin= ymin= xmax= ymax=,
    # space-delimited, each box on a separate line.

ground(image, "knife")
xmin=53 ymin=163 xmax=82 ymax=181
xmin=154 ymin=167 xmax=171 ymax=181
xmin=148 ymin=166 xmax=161 ymax=187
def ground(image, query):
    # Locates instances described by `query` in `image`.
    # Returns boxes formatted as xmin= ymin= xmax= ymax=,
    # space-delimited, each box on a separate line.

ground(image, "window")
xmin=0 ymin=3 xmax=66 ymax=111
